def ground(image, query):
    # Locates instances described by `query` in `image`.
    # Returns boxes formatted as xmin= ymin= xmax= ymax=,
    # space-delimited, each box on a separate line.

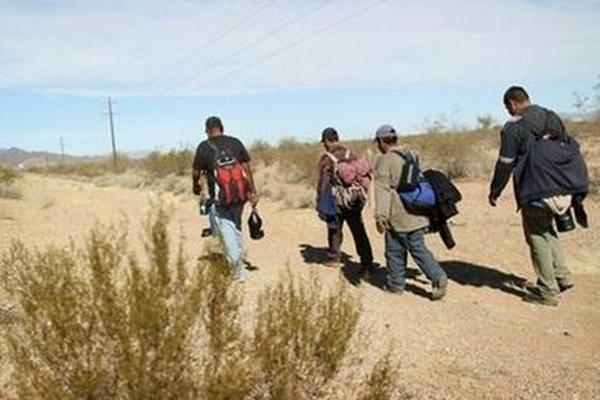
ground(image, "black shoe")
xmin=523 ymin=292 xmax=559 ymax=307
xmin=558 ymin=281 xmax=574 ymax=293
xmin=382 ymin=284 xmax=404 ymax=296
xmin=359 ymin=264 xmax=376 ymax=279
xmin=431 ymin=275 xmax=448 ymax=301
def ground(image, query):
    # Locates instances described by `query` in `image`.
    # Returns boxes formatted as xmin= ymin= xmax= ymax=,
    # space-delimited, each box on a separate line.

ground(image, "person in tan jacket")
xmin=373 ymin=124 xmax=447 ymax=300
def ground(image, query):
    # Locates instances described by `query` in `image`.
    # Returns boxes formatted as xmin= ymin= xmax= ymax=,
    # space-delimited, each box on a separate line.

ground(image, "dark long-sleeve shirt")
xmin=489 ymin=106 xmax=541 ymax=199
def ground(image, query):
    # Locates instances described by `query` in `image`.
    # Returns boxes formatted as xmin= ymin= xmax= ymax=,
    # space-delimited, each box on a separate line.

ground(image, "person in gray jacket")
xmin=373 ymin=124 xmax=447 ymax=300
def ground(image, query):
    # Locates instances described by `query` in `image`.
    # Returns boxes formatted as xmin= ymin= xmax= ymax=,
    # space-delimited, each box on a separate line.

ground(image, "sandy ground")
xmin=1 ymin=174 xmax=600 ymax=399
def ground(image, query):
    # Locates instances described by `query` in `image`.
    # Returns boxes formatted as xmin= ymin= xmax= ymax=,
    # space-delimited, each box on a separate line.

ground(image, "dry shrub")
xmin=251 ymin=140 xmax=275 ymax=167
xmin=0 ymin=203 xmax=396 ymax=400
xmin=0 ymin=166 xmax=22 ymax=199
xmin=40 ymin=158 xmax=131 ymax=178
xmin=358 ymin=356 xmax=410 ymax=400
xmin=142 ymin=149 xmax=193 ymax=178
xmin=254 ymin=274 xmax=361 ymax=399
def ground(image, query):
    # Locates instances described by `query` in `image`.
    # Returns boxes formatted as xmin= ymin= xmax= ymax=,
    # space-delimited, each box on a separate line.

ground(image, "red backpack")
xmin=207 ymin=141 xmax=249 ymax=206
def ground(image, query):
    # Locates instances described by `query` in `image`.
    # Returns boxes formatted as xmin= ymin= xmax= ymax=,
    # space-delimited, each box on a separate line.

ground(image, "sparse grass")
xmin=0 ymin=202 xmax=397 ymax=399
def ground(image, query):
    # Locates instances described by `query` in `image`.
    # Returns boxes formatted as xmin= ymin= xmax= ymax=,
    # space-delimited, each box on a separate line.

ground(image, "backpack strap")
xmin=392 ymin=149 xmax=418 ymax=164
xmin=206 ymin=140 xmax=220 ymax=159
xmin=325 ymin=151 xmax=339 ymax=164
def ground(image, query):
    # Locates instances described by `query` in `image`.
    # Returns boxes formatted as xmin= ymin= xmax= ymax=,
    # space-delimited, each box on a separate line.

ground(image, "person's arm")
xmin=192 ymin=145 xmax=204 ymax=196
xmin=237 ymin=139 xmax=258 ymax=207
xmin=489 ymin=123 xmax=519 ymax=206
xmin=316 ymin=155 xmax=328 ymax=201
xmin=374 ymin=155 xmax=393 ymax=233
xmin=242 ymin=162 xmax=258 ymax=207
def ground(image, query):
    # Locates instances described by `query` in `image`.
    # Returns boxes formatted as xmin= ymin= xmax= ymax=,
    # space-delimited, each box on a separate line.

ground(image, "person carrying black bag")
xmin=489 ymin=86 xmax=589 ymax=307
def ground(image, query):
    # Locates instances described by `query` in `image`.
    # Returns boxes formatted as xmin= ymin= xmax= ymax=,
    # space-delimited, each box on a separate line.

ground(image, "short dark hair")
xmin=378 ymin=136 xmax=398 ymax=145
xmin=503 ymin=86 xmax=529 ymax=107
xmin=205 ymin=116 xmax=224 ymax=133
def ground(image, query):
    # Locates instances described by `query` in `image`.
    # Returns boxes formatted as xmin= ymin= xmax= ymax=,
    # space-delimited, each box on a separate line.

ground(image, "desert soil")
xmin=1 ymin=174 xmax=599 ymax=400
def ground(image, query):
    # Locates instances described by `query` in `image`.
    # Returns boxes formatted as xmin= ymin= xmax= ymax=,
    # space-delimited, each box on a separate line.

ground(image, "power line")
xmin=183 ymin=0 xmax=388 ymax=91
xmin=152 ymin=0 xmax=278 ymax=89
xmin=172 ymin=0 xmax=333 ymax=90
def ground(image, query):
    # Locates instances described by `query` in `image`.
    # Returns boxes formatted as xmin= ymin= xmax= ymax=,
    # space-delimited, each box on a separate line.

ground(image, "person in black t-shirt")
xmin=192 ymin=116 xmax=258 ymax=281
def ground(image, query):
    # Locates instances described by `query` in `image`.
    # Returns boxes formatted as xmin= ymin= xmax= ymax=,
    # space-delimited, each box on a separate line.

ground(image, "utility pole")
xmin=107 ymin=96 xmax=118 ymax=167
xmin=59 ymin=137 xmax=65 ymax=164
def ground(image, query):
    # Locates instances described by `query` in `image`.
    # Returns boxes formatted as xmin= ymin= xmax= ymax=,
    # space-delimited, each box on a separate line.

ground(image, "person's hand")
xmin=376 ymin=220 xmax=389 ymax=234
xmin=488 ymin=194 xmax=498 ymax=207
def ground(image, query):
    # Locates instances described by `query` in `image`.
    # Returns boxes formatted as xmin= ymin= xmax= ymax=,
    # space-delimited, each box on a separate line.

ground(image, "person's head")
xmin=503 ymin=86 xmax=531 ymax=116
xmin=374 ymin=124 xmax=398 ymax=154
xmin=205 ymin=116 xmax=224 ymax=137
xmin=320 ymin=127 xmax=339 ymax=151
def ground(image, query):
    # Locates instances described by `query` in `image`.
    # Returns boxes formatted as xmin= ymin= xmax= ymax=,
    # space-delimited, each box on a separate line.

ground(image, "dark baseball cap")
xmin=374 ymin=124 xmax=397 ymax=140
xmin=321 ymin=127 xmax=339 ymax=142
xmin=205 ymin=116 xmax=224 ymax=133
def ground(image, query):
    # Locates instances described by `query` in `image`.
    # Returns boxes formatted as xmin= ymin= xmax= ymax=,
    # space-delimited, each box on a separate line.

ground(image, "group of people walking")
xmin=192 ymin=86 xmax=590 ymax=307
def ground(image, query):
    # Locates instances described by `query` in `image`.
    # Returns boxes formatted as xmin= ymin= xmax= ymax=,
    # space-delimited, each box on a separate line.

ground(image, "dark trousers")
xmin=327 ymin=207 xmax=373 ymax=266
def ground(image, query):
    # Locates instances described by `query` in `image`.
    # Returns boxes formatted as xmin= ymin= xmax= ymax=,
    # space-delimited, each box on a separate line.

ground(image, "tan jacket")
xmin=374 ymin=145 xmax=429 ymax=233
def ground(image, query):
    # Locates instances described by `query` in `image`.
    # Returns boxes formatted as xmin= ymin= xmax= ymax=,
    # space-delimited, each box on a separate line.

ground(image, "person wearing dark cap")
xmin=316 ymin=127 xmax=374 ymax=275
xmin=373 ymin=124 xmax=447 ymax=300
xmin=192 ymin=116 xmax=259 ymax=282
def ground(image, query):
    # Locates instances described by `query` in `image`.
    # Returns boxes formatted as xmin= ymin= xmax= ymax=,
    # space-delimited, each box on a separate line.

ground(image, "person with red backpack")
xmin=192 ymin=116 xmax=259 ymax=282
xmin=316 ymin=127 xmax=374 ymax=277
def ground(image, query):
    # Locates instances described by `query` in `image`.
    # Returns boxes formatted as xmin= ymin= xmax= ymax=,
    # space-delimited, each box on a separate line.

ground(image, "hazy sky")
xmin=1 ymin=0 xmax=599 ymax=155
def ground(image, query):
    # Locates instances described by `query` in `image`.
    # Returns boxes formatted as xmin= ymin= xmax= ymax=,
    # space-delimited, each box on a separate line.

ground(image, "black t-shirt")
xmin=193 ymin=135 xmax=251 ymax=199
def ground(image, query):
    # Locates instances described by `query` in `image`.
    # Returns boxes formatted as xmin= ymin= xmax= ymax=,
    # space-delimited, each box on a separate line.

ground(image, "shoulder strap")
xmin=206 ymin=140 xmax=219 ymax=153
xmin=392 ymin=149 xmax=418 ymax=164
xmin=325 ymin=151 xmax=339 ymax=164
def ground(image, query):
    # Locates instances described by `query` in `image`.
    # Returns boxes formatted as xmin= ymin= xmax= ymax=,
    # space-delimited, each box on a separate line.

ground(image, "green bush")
xmin=0 ymin=202 xmax=397 ymax=399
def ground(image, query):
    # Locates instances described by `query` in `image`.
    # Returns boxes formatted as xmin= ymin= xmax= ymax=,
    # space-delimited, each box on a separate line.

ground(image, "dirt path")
xmin=1 ymin=175 xmax=599 ymax=399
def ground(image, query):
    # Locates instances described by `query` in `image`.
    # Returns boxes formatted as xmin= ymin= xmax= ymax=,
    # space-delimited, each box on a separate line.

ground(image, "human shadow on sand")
xmin=299 ymin=244 xmax=432 ymax=299
xmin=298 ymin=244 xmax=351 ymax=265
xmin=440 ymin=260 xmax=529 ymax=298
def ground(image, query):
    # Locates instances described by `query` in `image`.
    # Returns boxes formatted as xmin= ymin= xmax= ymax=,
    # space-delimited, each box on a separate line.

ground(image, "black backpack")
xmin=393 ymin=150 xmax=422 ymax=191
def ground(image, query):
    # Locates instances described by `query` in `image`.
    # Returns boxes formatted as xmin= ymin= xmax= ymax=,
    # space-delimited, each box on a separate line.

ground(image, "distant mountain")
xmin=0 ymin=147 xmax=105 ymax=168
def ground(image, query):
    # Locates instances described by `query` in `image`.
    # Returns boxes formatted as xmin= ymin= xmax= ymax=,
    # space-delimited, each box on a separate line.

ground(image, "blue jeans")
xmin=385 ymin=228 xmax=446 ymax=291
xmin=210 ymin=204 xmax=246 ymax=281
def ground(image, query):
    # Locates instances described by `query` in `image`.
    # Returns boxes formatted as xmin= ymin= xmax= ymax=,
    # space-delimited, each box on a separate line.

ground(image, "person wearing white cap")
xmin=373 ymin=124 xmax=448 ymax=300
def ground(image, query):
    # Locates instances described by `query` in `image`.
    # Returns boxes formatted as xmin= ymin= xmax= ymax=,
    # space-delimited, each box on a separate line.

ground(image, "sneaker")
xmin=523 ymin=292 xmax=559 ymax=307
xmin=382 ymin=284 xmax=404 ymax=296
xmin=431 ymin=275 xmax=448 ymax=301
